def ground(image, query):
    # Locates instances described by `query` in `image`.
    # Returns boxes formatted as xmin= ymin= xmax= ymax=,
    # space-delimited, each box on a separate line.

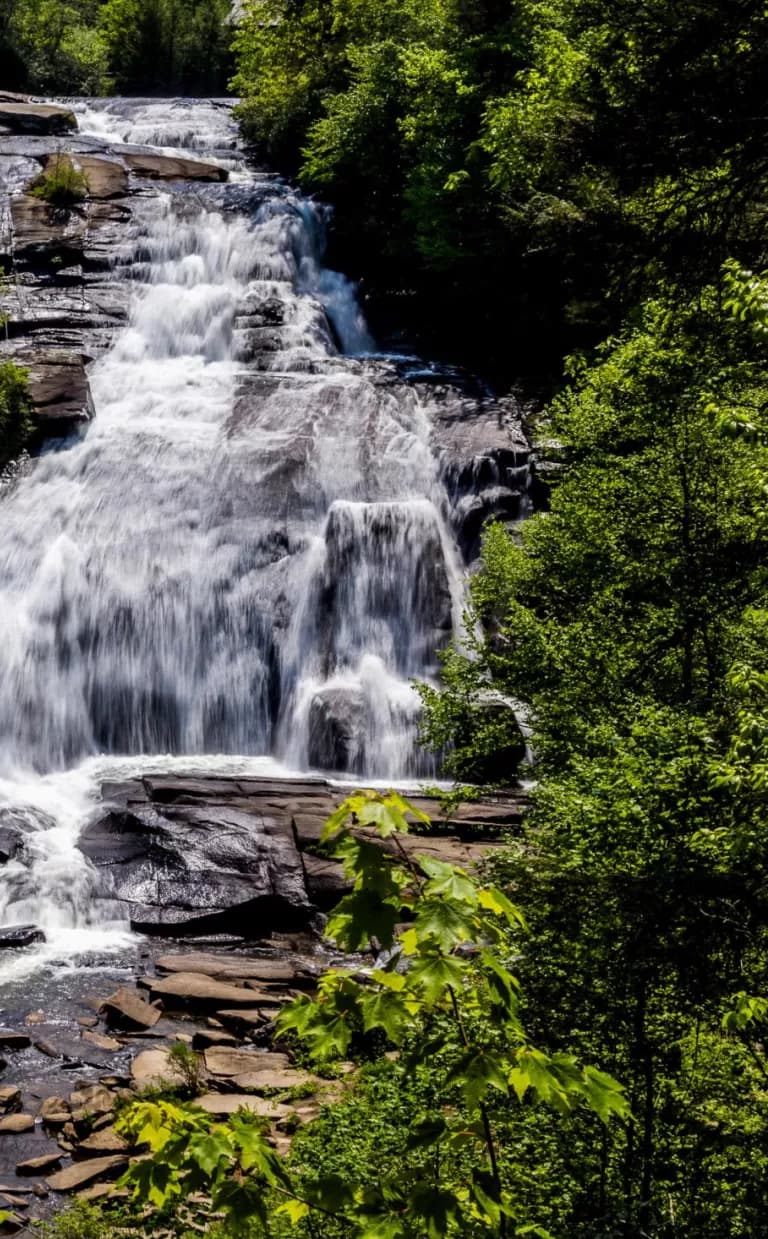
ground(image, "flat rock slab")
xmin=154 ymin=952 xmax=309 ymax=984
xmin=233 ymin=1068 xmax=315 ymax=1092
xmin=16 ymin=1152 xmax=62 ymax=1175
xmin=195 ymin=1094 xmax=290 ymax=1119
xmin=0 ymin=104 xmax=76 ymax=136
xmin=122 ymin=148 xmax=227 ymax=183
xmin=150 ymin=972 xmax=271 ymax=1012
xmin=214 ymin=1008 xmax=268 ymax=1035
xmin=46 ymin=1154 xmax=128 ymax=1193
xmin=0 ymin=1116 xmax=34 ymax=1135
xmin=81 ymin=1029 xmax=121 ymax=1052
xmin=44 ymin=152 xmax=129 ymax=200
xmin=204 ymin=1047 xmax=291 ymax=1077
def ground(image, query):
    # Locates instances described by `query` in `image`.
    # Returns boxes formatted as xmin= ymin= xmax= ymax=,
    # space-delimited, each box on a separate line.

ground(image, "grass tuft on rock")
xmin=30 ymin=154 xmax=89 ymax=206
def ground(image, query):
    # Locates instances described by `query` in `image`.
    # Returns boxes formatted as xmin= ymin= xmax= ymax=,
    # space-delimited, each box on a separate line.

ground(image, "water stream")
xmin=0 ymin=99 xmax=475 ymax=971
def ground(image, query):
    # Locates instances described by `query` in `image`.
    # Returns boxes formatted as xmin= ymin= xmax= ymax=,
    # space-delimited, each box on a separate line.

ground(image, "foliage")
xmin=166 ymin=1039 xmax=205 ymax=1097
xmin=0 ymin=362 xmax=33 ymax=469
xmin=115 ymin=791 xmax=627 ymax=1237
xmin=30 ymin=155 xmax=89 ymax=207
xmin=0 ymin=0 xmax=232 ymax=94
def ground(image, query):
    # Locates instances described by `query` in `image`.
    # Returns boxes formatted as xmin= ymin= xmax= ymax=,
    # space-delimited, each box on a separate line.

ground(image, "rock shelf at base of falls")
xmin=78 ymin=772 xmax=528 ymax=934
xmin=0 ymin=772 xmax=526 ymax=1228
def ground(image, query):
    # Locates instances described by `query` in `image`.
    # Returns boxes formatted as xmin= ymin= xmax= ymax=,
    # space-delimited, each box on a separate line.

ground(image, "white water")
xmin=0 ymin=99 xmax=466 ymax=972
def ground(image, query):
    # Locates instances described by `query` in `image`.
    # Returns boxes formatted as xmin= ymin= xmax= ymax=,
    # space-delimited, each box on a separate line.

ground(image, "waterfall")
xmin=0 ymin=99 xmax=483 ymax=957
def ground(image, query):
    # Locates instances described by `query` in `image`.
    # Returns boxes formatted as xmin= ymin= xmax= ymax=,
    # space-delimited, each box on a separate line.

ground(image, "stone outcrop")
xmin=78 ymin=774 xmax=526 ymax=938
xmin=121 ymin=148 xmax=228 ymax=182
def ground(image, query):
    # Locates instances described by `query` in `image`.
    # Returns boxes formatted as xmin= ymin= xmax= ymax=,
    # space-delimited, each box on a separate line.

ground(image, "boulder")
xmin=68 ymin=1085 xmax=114 ymax=1118
xmin=122 ymin=148 xmax=227 ymax=183
xmin=307 ymin=686 xmax=366 ymax=773
xmin=79 ymin=801 xmax=312 ymax=938
xmin=100 ymin=987 xmax=160 ymax=1031
xmin=0 ymin=104 xmax=76 ymax=137
xmin=213 ymin=1009 xmax=268 ymax=1037
xmin=46 ymin=1155 xmax=128 ymax=1193
xmin=191 ymin=1030 xmax=238 ymax=1050
xmin=300 ymin=853 xmax=350 ymax=907
xmin=81 ymin=1030 xmax=121 ymax=1053
xmin=41 ymin=153 xmax=128 ymax=200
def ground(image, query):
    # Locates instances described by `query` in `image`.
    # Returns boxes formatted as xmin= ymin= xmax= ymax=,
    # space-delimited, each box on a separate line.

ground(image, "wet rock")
xmin=122 ymin=148 xmax=227 ymax=183
xmin=16 ymin=1152 xmax=62 ymax=1175
xmin=15 ymin=348 xmax=94 ymax=426
xmin=0 ymin=1116 xmax=34 ymax=1135
xmin=46 ymin=1155 xmax=129 ymax=1193
xmin=33 ymin=1040 xmax=59 ymax=1059
xmin=100 ymin=987 xmax=161 ymax=1030
xmin=0 ymin=926 xmax=44 ymax=949
xmin=307 ymin=686 xmax=366 ymax=773
xmin=44 ymin=152 xmax=129 ymax=200
xmin=80 ymin=800 xmax=312 ymax=938
xmin=10 ymin=195 xmax=87 ymax=264
xmin=0 ymin=1035 xmax=30 ymax=1052
xmin=0 ymin=103 xmax=76 ymax=136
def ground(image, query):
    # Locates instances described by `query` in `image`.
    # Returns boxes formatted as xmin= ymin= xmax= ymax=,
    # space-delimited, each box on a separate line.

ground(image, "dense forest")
xmin=5 ymin=1 xmax=768 ymax=1236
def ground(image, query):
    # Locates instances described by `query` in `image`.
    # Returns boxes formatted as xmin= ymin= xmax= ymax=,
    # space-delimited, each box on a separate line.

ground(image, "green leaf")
xmin=409 ymin=951 xmax=467 ymax=1002
xmin=418 ymin=856 xmax=477 ymax=904
xmin=405 ymin=1115 xmax=447 ymax=1148
xmin=477 ymin=886 xmax=527 ymax=928
xmin=407 ymin=1184 xmax=462 ymax=1237
xmin=360 ymin=988 xmax=411 ymax=1043
xmin=276 ymin=1198 xmax=311 ymax=1223
xmin=414 ymin=897 xmax=476 ymax=952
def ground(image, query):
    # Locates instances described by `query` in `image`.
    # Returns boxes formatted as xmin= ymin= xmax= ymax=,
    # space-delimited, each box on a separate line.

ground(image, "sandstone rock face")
xmin=195 ymin=1094 xmax=290 ymax=1118
xmin=203 ymin=1047 xmax=291 ymax=1078
xmin=0 ymin=103 xmax=76 ymax=136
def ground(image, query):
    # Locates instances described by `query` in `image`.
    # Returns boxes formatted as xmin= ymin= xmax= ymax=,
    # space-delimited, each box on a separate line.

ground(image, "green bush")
xmin=0 ymin=362 xmax=33 ymax=468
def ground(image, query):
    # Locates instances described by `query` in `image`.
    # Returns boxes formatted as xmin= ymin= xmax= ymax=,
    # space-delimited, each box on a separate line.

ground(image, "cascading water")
xmin=0 ymin=99 xmax=477 ymax=969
